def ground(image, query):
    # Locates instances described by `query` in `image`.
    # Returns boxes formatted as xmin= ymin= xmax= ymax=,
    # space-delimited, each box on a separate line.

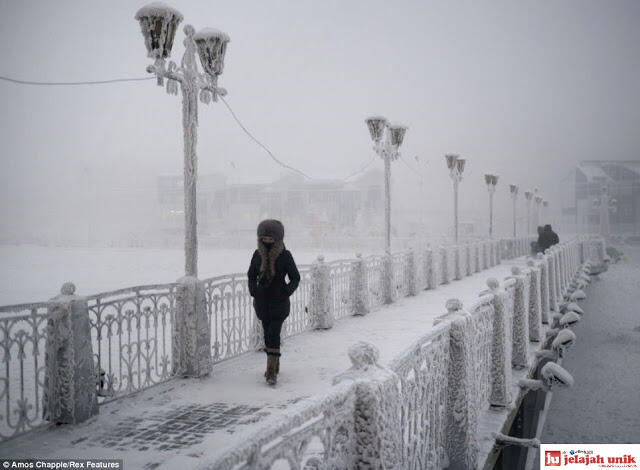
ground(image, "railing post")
xmin=43 ymin=282 xmax=99 ymax=424
xmin=465 ymin=243 xmax=472 ymax=276
xmin=454 ymin=245 xmax=463 ymax=280
xmin=382 ymin=253 xmax=394 ymax=304
xmin=526 ymin=260 xmax=542 ymax=342
xmin=424 ymin=248 xmax=436 ymax=289
xmin=474 ymin=242 xmax=481 ymax=273
xmin=536 ymin=253 xmax=550 ymax=324
xmin=506 ymin=267 xmax=530 ymax=369
xmin=311 ymin=255 xmax=334 ymax=328
xmin=173 ymin=276 xmax=212 ymax=377
xmin=333 ymin=342 xmax=402 ymax=469
xmin=438 ymin=298 xmax=480 ymax=469
xmin=350 ymin=253 xmax=369 ymax=316
xmin=406 ymin=249 xmax=417 ymax=296
xmin=440 ymin=246 xmax=450 ymax=284
xmin=481 ymin=279 xmax=513 ymax=407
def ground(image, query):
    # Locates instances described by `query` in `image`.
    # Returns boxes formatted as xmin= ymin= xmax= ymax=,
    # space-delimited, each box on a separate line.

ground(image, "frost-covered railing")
xmin=184 ymin=237 xmax=598 ymax=469
xmin=198 ymin=380 xmax=358 ymax=470
xmin=0 ymin=234 xmax=541 ymax=444
xmin=86 ymin=284 xmax=178 ymax=402
xmin=0 ymin=302 xmax=49 ymax=441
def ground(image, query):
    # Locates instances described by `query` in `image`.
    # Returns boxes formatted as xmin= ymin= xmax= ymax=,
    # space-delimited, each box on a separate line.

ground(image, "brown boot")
xmin=266 ymin=355 xmax=277 ymax=385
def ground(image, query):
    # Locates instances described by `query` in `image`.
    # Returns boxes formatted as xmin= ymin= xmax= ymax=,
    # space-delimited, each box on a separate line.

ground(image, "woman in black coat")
xmin=247 ymin=219 xmax=300 ymax=385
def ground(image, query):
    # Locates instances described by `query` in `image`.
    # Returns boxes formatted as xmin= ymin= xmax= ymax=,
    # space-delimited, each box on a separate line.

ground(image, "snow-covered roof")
xmin=135 ymin=2 xmax=183 ymax=21
xmin=577 ymin=164 xmax=609 ymax=182
xmin=193 ymin=27 xmax=230 ymax=43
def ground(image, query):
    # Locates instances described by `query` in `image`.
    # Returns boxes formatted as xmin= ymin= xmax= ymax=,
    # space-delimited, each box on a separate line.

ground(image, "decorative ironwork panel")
xmin=364 ymin=255 xmax=385 ymax=309
xmin=285 ymin=265 xmax=312 ymax=337
xmin=202 ymin=381 xmax=358 ymax=469
xmin=0 ymin=302 xmax=49 ymax=442
xmin=87 ymin=284 xmax=177 ymax=403
xmin=392 ymin=252 xmax=408 ymax=298
xmin=327 ymin=260 xmax=353 ymax=319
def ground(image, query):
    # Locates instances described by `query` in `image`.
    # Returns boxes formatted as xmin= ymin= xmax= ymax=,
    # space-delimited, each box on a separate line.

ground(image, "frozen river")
xmin=0 ymin=244 xmax=354 ymax=305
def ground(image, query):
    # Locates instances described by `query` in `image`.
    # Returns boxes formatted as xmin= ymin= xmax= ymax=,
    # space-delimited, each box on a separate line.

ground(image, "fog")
xmin=1 ymin=0 xmax=639 ymax=246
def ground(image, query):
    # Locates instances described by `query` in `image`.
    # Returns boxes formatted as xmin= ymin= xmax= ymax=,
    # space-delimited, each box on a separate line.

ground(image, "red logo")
xmin=545 ymin=450 xmax=562 ymax=466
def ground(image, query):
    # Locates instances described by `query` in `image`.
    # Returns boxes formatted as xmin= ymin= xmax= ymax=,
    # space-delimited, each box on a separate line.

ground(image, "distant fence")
xmin=0 ymin=235 xmax=553 ymax=443
xmin=199 ymin=236 xmax=606 ymax=470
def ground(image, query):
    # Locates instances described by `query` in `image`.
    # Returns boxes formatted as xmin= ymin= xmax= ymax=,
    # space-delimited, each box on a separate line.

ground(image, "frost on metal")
xmin=465 ymin=244 xmax=472 ymax=276
xmin=349 ymin=254 xmax=369 ymax=316
xmin=310 ymin=256 xmax=334 ymax=329
xmin=480 ymin=280 xmax=513 ymax=407
xmin=172 ymin=276 xmax=212 ymax=377
xmin=547 ymin=248 xmax=558 ymax=311
xmin=537 ymin=253 xmax=550 ymax=324
xmin=454 ymin=245 xmax=463 ymax=281
xmin=526 ymin=260 xmax=542 ymax=342
xmin=388 ymin=328 xmax=450 ymax=469
xmin=134 ymin=3 xmax=184 ymax=59
xmin=445 ymin=299 xmax=493 ymax=469
xmin=333 ymin=342 xmax=402 ymax=469
xmin=43 ymin=283 xmax=99 ymax=424
xmin=405 ymin=249 xmax=417 ymax=296
xmin=473 ymin=243 xmax=481 ymax=273
xmin=423 ymin=249 xmax=436 ymax=290
xmin=440 ymin=246 xmax=450 ymax=285
xmin=199 ymin=381 xmax=358 ymax=470
xmin=507 ymin=267 xmax=530 ymax=368
xmin=382 ymin=254 xmax=394 ymax=304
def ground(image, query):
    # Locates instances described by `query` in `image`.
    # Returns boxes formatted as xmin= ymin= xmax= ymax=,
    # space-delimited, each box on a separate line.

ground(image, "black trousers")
xmin=261 ymin=317 xmax=284 ymax=350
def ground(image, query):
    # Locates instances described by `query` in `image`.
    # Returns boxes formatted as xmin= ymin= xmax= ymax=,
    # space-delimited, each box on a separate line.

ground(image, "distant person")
xmin=247 ymin=219 xmax=300 ymax=386
xmin=538 ymin=224 xmax=560 ymax=252
xmin=531 ymin=226 xmax=544 ymax=255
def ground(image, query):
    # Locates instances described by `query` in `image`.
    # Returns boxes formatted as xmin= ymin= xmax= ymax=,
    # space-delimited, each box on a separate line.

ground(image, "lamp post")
xmin=365 ymin=117 xmax=407 ymax=254
xmin=445 ymin=154 xmax=466 ymax=243
xmin=484 ymin=173 xmax=499 ymax=238
xmin=135 ymin=3 xmax=230 ymax=277
xmin=534 ymin=191 xmax=543 ymax=232
xmin=509 ymin=184 xmax=519 ymax=237
xmin=524 ymin=191 xmax=533 ymax=235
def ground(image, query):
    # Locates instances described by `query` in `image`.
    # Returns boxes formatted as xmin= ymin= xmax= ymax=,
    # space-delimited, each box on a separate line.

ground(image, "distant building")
xmin=156 ymin=169 xmax=383 ymax=242
xmin=560 ymin=160 xmax=640 ymax=235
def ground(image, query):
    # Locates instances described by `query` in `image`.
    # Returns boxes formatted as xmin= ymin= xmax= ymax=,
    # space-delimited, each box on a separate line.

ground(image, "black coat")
xmin=538 ymin=230 xmax=560 ymax=252
xmin=247 ymin=248 xmax=300 ymax=321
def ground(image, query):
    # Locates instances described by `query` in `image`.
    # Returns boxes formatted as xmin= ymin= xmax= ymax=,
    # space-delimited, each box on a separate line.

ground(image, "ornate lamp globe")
xmin=445 ymin=154 xmax=458 ymax=170
xmin=510 ymin=184 xmax=518 ymax=195
xmin=485 ymin=174 xmax=493 ymax=185
xmin=193 ymin=28 xmax=231 ymax=77
xmin=492 ymin=174 xmax=499 ymax=185
xmin=135 ymin=2 xmax=183 ymax=59
xmin=365 ymin=116 xmax=387 ymax=143
xmin=524 ymin=191 xmax=533 ymax=200
xmin=388 ymin=124 xmax=408 ymax=147
xmin=456 ymin=158 xmax=466 ymax=174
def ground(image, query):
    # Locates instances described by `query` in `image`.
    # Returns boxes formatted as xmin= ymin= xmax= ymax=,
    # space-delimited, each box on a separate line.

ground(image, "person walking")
xmin=247 ymin=219 xmax=300 ymax=386
xmin=538 ymin=224 xmax=560 ymax=252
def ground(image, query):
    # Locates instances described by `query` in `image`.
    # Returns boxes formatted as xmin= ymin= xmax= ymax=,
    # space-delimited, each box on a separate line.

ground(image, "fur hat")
xmin=257 ymin=219 xmax=285 ymax=241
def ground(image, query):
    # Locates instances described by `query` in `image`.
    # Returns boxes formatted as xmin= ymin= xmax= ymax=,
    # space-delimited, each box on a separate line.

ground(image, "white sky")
xmin=0 ymin=0 xmax=639 ymax=238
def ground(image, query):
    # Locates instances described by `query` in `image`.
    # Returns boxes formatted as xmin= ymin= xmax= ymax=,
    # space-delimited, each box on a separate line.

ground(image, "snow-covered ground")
xmin=0 ymin=244 xmax=354 ymax=305
xmin=533 ymin=246 xmax=640 ymax=467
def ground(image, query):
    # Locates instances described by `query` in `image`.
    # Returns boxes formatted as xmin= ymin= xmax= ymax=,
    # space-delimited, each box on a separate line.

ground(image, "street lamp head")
xmin=365 ymin=116 xmax=387 ymax=143
xmin=484 ymin=173 xmax=493 ymax=185
xmin=135 ymin=2 xmax=183 ymax=59
xmin=543 ymin=200 xmax=549 ymax=207
xmin=493 ymin=174 xmax=499 ymax=186
xmin=456 ymin=158 xmax=466 ymax=174
xmin=509 ymin=184 xmax=518 ymax=195
xmin=193 ymin=27 xmax=230 ymax=77
xmin=535 ymin=195 xmax=543 ymax=204
xmin=524 ymin=191 xmax=533 ymax=201
xmin=388 ymin=124 xmax=408 ymax=147
xmin=445 ymin=154 xmax=459 ymax=170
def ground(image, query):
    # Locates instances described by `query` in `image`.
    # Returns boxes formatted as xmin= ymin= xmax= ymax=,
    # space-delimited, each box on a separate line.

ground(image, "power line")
xmin=0 ymin=72 xmax=379 ymax=183
xmin=0 ymin=75 xmax=155 ymax=86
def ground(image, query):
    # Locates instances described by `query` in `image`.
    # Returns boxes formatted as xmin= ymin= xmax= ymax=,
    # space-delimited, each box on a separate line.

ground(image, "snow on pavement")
xmin=0 ymin=257 xmax=526 ymax=469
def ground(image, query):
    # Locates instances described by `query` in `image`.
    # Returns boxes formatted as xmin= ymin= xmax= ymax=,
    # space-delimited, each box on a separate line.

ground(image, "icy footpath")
xmin=1 ymin=258 xmax=524 ymax=469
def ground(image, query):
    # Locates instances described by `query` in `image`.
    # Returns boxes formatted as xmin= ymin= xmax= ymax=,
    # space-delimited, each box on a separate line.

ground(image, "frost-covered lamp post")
xmin=484 ymin=173 xmax=499 ymax=238
xmin=135 ymin=3 xmax=230 ymax=277
xmin=509 ymin=184 xmax=519 ymax=237
xmin=524 ymin=190 xmax=533 ymax=235
xmin=364 ymin=117 xmax=407 ymax=254
xmin=445 ymin=154 xmax=466 ymax=243
xmin=534 ymin=191 xmax=543 ymax=231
